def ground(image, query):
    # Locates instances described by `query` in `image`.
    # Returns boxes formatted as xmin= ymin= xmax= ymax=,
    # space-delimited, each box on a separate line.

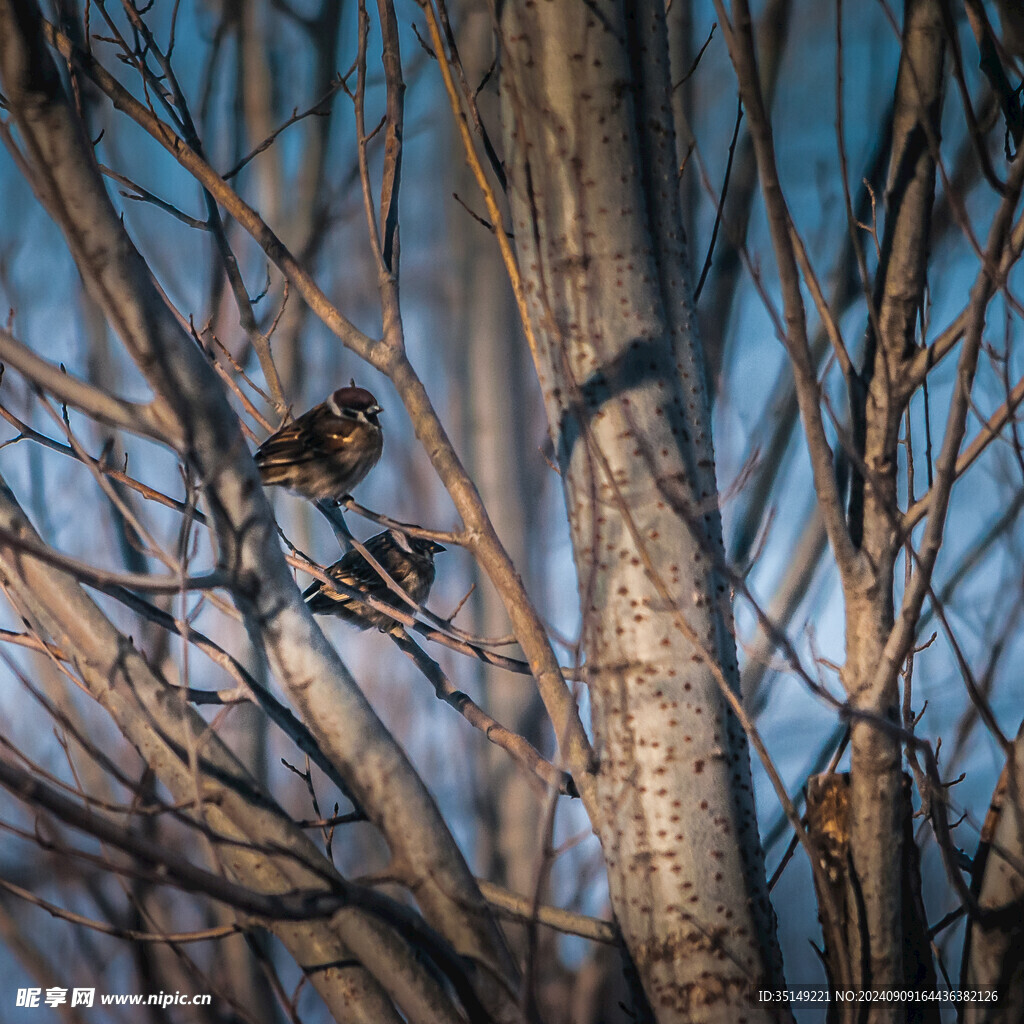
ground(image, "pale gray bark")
xmin=495 ymin=2 xmax=786 ymax=1017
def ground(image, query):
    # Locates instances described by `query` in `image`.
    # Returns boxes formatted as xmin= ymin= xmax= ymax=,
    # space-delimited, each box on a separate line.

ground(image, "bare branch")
xmin=222 ymin=80 xmax=344 ymax=182
xmin=389 ymin=627 xmax=577 ymax=797
xmin=712 ymin=0 xmax=858 ymax=576
xmin=0 ymin=330 xmax=178 ymax=445
xmin=476 ymin=880 xmax=615 ymax=944
xmin=904 ymin=371 xmax=1024 ymax=530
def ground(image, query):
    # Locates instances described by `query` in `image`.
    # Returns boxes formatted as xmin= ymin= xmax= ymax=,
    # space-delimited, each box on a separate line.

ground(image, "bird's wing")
xmin=306 ymin=552 xmax=381 ymax=603
xmin=335 ymin=555 xmax=385 ymax=593
xmin=255 ymin=417 xmax=317 ymax=467
xmin=256 ymin=411 xmax=361 ymax=467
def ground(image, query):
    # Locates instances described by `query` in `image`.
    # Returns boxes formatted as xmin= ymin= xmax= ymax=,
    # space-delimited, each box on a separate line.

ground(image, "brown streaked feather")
xmin=256 ymin=408 xmax=360 ymax=466
xmin=254 ymin=396 xmax=383 ymax=500
xmin=303 ymin=531 xmax=440 ymax=630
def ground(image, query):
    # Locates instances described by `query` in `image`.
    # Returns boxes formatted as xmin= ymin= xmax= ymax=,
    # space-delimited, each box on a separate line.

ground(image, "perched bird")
xmin=255 ymin=386 xmax=383 ymax=503
xmin=304 ymin=529 xmax=446 ymax=631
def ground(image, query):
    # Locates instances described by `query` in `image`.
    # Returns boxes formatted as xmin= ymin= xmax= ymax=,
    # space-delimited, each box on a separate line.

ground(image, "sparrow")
xmin=255 ymin=386 xmax=383 ymax=503
xmin=304 ymin=529 xmax=446 ymax=631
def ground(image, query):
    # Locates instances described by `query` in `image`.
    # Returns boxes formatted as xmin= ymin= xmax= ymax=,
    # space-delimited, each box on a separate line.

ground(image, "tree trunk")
xmin=806 ymin=773 xmax=938 ymax=1024
xmin=844 ymin=2 xmax=944 ymax=1013
xmin=962 ymin=726 xmax=1024 ymax=1023
xmin=495 ymin=2 xmax=787 ymax=1017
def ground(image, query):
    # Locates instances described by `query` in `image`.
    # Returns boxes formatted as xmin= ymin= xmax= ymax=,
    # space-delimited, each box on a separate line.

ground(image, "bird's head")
xmin=390 ymin=530 xmax=445 ymax=558
xmin=329 ymin=385 xmax=382 ymax=426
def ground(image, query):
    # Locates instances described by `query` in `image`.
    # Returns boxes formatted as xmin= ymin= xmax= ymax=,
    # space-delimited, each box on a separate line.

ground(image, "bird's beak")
xmin=433 ymin=542 xmax=446 ymax=553
xmin=369 ymin=404 xmax=383 ymax=415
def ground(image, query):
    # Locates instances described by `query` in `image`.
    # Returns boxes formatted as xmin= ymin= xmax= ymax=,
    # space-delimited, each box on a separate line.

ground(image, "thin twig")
xmin=694 ymin=96 xmax=742 ymax=302
xmin=388 ymin=628 xmax=578 ymax=797
xmin=222 ymin=79 xmax=344 ymax=181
